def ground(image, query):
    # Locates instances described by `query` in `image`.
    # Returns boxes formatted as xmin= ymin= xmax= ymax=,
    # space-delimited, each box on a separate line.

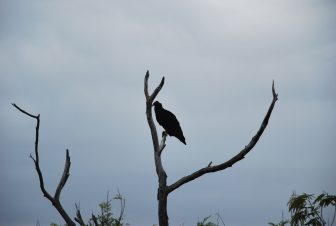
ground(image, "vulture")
xmin=153 ymin=101 xmax=186 ymax=145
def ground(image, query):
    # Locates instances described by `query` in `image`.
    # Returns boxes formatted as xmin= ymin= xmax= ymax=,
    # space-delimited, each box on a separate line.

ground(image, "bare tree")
xmin=12 ymin=103 xmax=91 ymax=226
xmin=144 ymin=71 xmax=278 ymax=226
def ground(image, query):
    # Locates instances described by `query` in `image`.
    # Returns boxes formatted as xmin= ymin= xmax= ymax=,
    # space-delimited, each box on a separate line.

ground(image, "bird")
xmin=153 ymin=101 xmax=186 ymax=145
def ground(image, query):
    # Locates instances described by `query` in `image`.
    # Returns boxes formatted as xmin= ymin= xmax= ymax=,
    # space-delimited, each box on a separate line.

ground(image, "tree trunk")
xmin=156 ymin=150 xmax=169 ymax=226
xmin=158 ymin=189 xmax=169 ymax=226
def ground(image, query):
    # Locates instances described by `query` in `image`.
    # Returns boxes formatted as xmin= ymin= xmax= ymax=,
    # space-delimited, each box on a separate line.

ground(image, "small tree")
xmin=269 ymin=192 xmax=336 ymax=226
xmin=144 ymin=71 xmax=278 ymax=226
xmin=88 ymin=191 xmax=127 ymax=226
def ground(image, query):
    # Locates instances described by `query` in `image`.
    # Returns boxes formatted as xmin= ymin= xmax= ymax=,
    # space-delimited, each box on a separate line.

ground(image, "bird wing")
xmin=162 ymin=110 xmax=185 ymax=138
xmin=154 ymin=105 xmax=186 ymax=144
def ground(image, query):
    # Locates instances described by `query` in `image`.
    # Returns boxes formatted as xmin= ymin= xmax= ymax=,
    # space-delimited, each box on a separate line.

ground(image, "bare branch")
xmin=158 ymin=132 xmax=167 ymax=156
xmin=13 ymin=104 xmax=76 ymax=226
xmin=207 ymin=161 xmax=212 ymax=167
xmin=144 ymin=70 xmax=165 ymax=104
xmin=75 ymin=203 xmax=86 ymax=226
xmin=144 ymin=70 xmax=150 ymax=101
xmin=13 ymin=103 xmax=53 ymax=201
xmin=167 ymin=81 xmax=278 ymax=194
xmin=115 ymin=191 xmax=126 ymax=223
xmin=12 ymin=103 xmax=38 ymax=119
xmin=144 ymin=71 xmax=165 ymax=153
xmin=144 ymin=71 xmax=169 ymax=226
xmin=91 ymin=214 xmax=99 ymax=226
xmin=29 ymin=153 xmax=36 ymax=162
xmin=272 ymin=80 xmax=278 ymax=101
xmin=151 ymin=76 xmax=165 ymax=102
xmin=54 ymin=149 xmax=71 ymax=201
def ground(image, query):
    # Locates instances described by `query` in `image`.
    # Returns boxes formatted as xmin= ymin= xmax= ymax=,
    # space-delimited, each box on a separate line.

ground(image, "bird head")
xmin=153 ymin=101 xmax=162 ymax=108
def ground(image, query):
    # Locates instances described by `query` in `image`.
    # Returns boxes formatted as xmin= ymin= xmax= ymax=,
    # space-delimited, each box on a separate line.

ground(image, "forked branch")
xmin=166 ymin=81 xmax=278 ymax=193
xmin=144 ymin=70 xmax=166 ymax=153
xmin=55 ymin=149 xmax=71 ymax=200
xmin=144 ymin=70 xmax=165 ymax=103
xmin=12 ymin=103 xmax=76 ymax=226
xmin=144 ymin=72 xmax=168 ymax=150
xmin=144 ymin=71 xmax=169 ymax=226
xmin=159 ymin=132 xmax=168 ymax=156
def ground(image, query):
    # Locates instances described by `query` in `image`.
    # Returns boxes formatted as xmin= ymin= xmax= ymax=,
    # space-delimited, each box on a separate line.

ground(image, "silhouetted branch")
xmin=13 ymin=103 xmax=76 ymax=226
xmin=75 ymin=203 xmax=86 ymax=226
xmin=145 ymin=71 xmax=164 ymax=153
xmin=332 ymin=205 xmax=336 ymax=226
xmin=167 ymin=81 xmax=278 ymax=194
xmin=55 ymin=149 xmax=71 ymax=201
xmin=12 ymin=104 xmax=53 ymax=200
xmin=144 ymin=71 xmax=166 ymax=158
xmin=12 ymin=103 xmax=38 ymax=119
xmin=144 ymin=71 xmax=169 ymax=226
xmin=144 ymin=71 xmax=167 ymax=177
xmin=91 ymin=214 xmax=99 ymax=226
xmin=145 ymin=72 xmax=278 ymax=226
xmin=159 ymin=132 xmax=167 ymax=156
xmin=207 ymin=161 xmax=213 ymax=167
xmin=114 ymin=190 xmax=126 ymax=223
xmin=144 ymin=70 xmax=165 ymax=103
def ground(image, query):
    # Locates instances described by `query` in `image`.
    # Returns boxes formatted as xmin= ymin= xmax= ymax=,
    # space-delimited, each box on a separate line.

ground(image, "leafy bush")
xmin=50 ymin=191 xmax=127 ymax=226
xmin=269 ymin=192 xmax=336 ymax=226
xmin=88 ymin=191 xmax=127 ymax=226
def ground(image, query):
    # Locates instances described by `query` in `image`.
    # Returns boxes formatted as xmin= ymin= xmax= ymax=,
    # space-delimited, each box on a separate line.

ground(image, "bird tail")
xmin=179 ymin=136 xmax=186 ymax=145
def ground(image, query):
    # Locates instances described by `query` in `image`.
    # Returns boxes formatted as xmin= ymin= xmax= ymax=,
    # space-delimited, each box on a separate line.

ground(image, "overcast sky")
xmin=1 ymin=1 xmax=335 ymax=226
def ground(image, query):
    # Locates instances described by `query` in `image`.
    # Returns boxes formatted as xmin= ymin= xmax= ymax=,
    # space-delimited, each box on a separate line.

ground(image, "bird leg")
xmin=162 ymin=131 xmax=167 ymax=137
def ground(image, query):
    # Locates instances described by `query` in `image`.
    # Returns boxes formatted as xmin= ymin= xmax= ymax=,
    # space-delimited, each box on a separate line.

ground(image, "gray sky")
xmin=1 ymin=0 xmax=335 ymax=225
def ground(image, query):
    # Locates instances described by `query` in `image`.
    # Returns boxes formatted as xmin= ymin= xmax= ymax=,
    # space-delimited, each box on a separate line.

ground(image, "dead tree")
xmin=12 ymin=103 xmax=90 ymax=226
xmin=144 ymin=71 xmax=278 ymax=226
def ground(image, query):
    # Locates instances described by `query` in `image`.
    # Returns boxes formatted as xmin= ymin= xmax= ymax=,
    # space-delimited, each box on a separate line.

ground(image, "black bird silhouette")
xmin=153 ymin=101 xmax=186 ymax=145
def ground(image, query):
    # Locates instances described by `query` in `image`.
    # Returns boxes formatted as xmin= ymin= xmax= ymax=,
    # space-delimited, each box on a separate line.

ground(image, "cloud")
xmin=1 ymin=0 xmax=335 ymax=225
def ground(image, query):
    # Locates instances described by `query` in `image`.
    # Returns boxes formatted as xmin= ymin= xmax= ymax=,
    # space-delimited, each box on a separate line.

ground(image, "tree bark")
xmin=158 ymin=189 xmax=169 ymax=226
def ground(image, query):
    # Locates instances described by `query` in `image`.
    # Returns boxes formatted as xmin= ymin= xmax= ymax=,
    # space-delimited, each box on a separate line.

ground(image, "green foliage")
xmin=269 ymin=192 xmax=336 ymax=226
xmin=51 ymin=191 xmax=127 ymax=226
xmin=50 ymin=191 xmax=335 ymax=226
xmin=197 ymin=216 xmax=217 ymax=226
xmin=88 ymin=191 xmax=128 ymax=226
xmin=197 ymin=214 xmax=225 ymax=226
xmin=97 ymin=196 xmax=113 ymax=225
